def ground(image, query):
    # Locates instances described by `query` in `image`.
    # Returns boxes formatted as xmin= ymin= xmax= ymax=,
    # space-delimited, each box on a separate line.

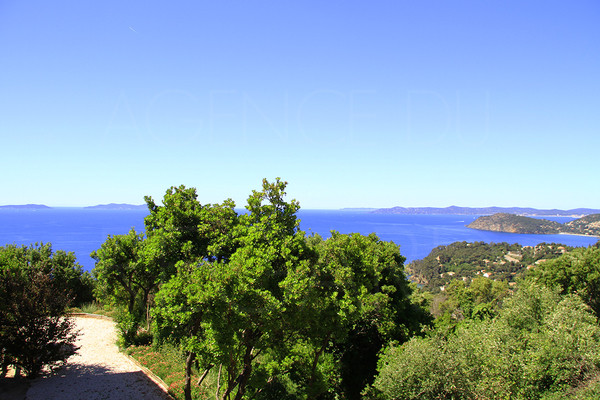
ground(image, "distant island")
xmin=84 ymin=203 xmax=147 ymax=210
xmin=0 ymin=204 xmax=50 ymax=210
xmin=467 ymin=213 xmax=600 ymax=237
xmin=373 ymin=206 xmax=600 ymax=217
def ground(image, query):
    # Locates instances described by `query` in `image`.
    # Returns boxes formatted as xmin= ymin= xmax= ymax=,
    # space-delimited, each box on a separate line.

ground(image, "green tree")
xmin=92 ymin=229 xmax=147 ymax=314
xmin=154 ymin=178 xmax=309 ymax=400
xmin=302 ymin=232 xmax=429 ymax=399
xmin=144 ymin=185 xmax=238 ymax=268
xmin=91 ymin=228 xmax=157 ymax=342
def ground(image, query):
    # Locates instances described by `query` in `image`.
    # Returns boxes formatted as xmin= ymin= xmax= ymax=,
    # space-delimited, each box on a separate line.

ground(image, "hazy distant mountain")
xmin=84 ymin=203 xmax=147 ymax=210
xmin=373 ymin=206 xmax=600 ymax=216
xmin=0 ymin=204 xmax=51 ymax=210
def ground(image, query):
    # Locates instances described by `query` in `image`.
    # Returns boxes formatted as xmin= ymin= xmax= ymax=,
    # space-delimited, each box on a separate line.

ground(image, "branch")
xmin=197 ymin=364 xmax=213 ymax=387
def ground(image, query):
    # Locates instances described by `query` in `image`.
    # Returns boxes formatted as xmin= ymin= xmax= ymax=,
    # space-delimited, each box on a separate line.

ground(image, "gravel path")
xmin=25 ymin=316 xmax=172 ymax=400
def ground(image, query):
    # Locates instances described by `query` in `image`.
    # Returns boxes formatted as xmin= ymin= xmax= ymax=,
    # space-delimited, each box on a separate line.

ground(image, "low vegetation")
xmin=372 ymin=283 xmax=600 ymax=399
xmin=370 ymin=244 xmax=600 ymax=400
xmin=127 ymin=344 xmax=205 ymax=400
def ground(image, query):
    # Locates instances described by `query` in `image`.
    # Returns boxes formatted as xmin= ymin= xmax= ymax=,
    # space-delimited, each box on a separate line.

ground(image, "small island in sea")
xmin=467 ymin=213 xmax=600 ymax=237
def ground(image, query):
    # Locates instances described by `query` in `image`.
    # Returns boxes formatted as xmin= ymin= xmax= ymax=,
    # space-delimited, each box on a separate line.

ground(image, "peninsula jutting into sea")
xmin=467 ymin=213 xmax=600 ymax=237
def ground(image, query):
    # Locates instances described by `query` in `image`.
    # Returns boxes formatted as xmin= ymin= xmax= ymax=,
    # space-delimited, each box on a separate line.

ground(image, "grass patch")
xmin=84 ymin=302 xmax=117 ymax=318
xmin=126 ymin=344 xmax=206 ymax=400
xmin=81 ymin=301 xmax=103 ymax=314
xmin=66 ymin=302 xmax=116 ymax=318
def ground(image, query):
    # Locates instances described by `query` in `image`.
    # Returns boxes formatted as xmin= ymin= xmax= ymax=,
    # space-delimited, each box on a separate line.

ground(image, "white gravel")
xmin=25 ymin=316 xmax=172 ymax=400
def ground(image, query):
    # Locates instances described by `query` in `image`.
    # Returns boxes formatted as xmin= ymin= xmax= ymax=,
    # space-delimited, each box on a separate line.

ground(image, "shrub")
xmin=0 ymin=252 xmax=79 ymax=378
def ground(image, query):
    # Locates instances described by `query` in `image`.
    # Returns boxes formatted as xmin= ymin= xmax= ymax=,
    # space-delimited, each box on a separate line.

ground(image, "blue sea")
xmin=0 ymin=208 xmax=598 ymax=272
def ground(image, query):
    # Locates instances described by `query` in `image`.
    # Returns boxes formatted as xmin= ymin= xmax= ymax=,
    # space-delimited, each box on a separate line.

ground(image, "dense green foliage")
xmin=149 ymin=179 xmax=429 ymax=400
xmin=92 ymin=185 xmax=242 ymax=345
xmin=0 ymin=244 xmax=82 ymax=377
xmin=372 ymin=283 xmax=600 ymax=400
xmin=367 ymin=242 xmax=600 ymax=399
xmin=528 ymin=246 xmax=600 ymax=318
xmin=432 ymin=277 xmax=508 ymax=329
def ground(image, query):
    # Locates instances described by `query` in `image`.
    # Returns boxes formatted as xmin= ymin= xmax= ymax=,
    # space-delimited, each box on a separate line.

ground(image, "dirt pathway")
xmin=24 ymin=316 xmax=172 ymax=400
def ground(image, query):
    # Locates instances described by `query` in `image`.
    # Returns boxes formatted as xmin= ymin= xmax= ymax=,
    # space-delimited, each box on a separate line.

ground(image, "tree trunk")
xmin=307 ymin=333 xmax=331 ymax=400
xmin=233 ymin=340 xmax=254 ymax=400
xmin=128 ymin=294 xmax=135 ymax=315
xmin=184 ymin=351 xmax=195 ymax=400
xmin=142 ymin=288 xmax=151 ymax=330
xmin=216 ymin=364 xmax=222 ymax=400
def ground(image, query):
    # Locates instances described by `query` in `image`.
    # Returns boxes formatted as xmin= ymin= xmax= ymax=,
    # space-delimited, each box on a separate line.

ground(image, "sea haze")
xmin=0 ymin=208 xmax=597 ymax=272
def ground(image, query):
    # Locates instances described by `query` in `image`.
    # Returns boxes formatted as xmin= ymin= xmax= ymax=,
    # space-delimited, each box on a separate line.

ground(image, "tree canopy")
xmin=151 ymin=178 xmax=429 ymax=400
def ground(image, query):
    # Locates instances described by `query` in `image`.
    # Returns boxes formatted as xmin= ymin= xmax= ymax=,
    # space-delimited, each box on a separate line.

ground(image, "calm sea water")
xmin=0 ymin=208 xmax=597 ymax=272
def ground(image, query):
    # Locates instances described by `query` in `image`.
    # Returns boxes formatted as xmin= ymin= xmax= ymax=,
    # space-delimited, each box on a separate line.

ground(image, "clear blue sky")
xmin=1 ymin=1 xmax=598 ymax=209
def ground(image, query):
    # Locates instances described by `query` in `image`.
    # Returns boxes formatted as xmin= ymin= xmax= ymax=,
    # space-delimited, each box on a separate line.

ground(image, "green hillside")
xmin=406 ymin=241 xmax=571 ymax=292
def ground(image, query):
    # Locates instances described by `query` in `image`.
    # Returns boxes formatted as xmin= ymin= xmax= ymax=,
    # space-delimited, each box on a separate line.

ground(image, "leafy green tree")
xmin=0 ymin=242 xmax=93 ymax=306
xmin=93 ymin=185 xmax=240 ymax=347
xmin=0 ymin=244 xmax=78 ymax=378
xmin=144 ymin=185 xmax=238 ymax=268
xmin=91 ymin=228 xmax=158 ymax=342
xmin=297 ymin=232 xmax=429 ymax=400
xmin=153 ymin=261 xmax=219 ymax=400
xmin=154 ymin=178 xmax=309 ymax=400
xmin=92 ymin=229 xmax=147 ymax=314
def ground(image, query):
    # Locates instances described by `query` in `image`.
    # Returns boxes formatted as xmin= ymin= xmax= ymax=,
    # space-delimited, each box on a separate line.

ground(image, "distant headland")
xmin=372 ymin=206 xmax=600 ymax=217
xmin=467 ymin=213 xmax=600 ymax=237
xmin=0 ymin=204 xmax=51 ymax=210
xmin=84 ymin=203 xmax=147 ymax=210
xmin=0 ymin=203 xmax=146 ymax=210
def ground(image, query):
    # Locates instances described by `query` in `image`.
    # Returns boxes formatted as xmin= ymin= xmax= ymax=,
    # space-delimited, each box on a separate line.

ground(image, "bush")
xmin=114 ymin=308 xmax=140 ymax=347
xmin=0 ymin=249 xmax=79 ymax=378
